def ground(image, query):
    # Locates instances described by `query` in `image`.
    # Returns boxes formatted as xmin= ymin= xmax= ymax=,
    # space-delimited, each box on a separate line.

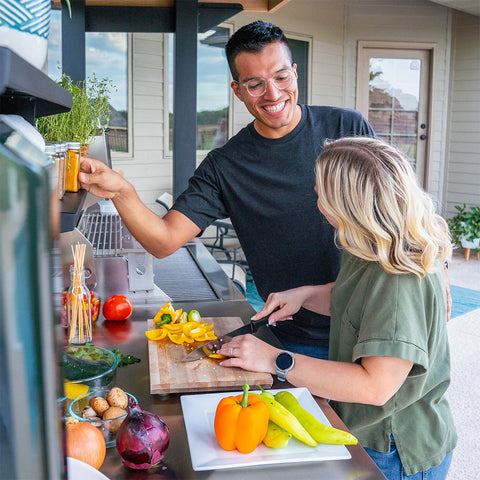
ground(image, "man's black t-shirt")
xmin=173 ymin=105 xmax=375 ymax=346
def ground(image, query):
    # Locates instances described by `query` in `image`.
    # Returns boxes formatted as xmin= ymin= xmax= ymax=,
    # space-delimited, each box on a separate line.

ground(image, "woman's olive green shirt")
xmin=329 ymin=252 xmax=456 ymax=476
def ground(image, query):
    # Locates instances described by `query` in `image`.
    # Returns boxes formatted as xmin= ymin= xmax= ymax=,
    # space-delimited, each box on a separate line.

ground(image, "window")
xmin=47 ymin=10 xmax=131 ymax=155
xmin=168 ymin=25 xmax=231 ymax=153
xmin=288 ymin=37 xmax=309 ymax=105
xmin=357 ymin=42 xmax=433 ymax=185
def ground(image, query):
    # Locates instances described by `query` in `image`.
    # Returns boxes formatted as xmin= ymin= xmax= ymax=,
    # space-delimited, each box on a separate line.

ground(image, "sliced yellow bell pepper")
xmin=195 ymin=331 xmax=217 ymax=342
xmin=146 ymin=308 xmax=218 ymax=345
xmin=163 ymin=323 xmax=184 ymax=332
xmin=145 ymin=329 xmax=168 ymax=341
xmin=153 ymin=302 xmax=183 ymax=326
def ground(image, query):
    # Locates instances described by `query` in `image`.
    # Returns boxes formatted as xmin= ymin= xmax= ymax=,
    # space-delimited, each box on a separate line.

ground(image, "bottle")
xmin=44 ymin=143 xmax=58 ymax=188
xmin=65 ymin=142 xmax=81 ymax=192
xmin=55 ymin=143 xmax=67 ymax=199
xmin=66 ymin=266 xmax=92 ymax=344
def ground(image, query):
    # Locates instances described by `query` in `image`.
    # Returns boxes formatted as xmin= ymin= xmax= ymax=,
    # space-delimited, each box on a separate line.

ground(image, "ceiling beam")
xmin=54 ymin=0 xmax=291 ymax=12
xmin=83 ymin=3 xmax=243 ymax=33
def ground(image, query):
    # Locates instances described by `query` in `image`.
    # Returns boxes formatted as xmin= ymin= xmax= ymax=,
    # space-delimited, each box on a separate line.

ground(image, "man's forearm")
xmin=112 ymin=185 xmax=201 ymax=258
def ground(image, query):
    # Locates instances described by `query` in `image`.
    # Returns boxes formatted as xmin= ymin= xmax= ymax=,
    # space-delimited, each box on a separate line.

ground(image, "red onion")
xmin=116 ymin=397 xmax=170 ymax=469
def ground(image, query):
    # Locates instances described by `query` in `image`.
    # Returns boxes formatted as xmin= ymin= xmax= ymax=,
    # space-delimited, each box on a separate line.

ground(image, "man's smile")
xmin=263 ymin=101 xmax=287 ymax=114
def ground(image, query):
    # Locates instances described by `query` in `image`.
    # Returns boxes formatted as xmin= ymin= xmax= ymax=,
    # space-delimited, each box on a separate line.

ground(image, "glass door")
xmin=356 ymin=43 xmax=432 ymax=186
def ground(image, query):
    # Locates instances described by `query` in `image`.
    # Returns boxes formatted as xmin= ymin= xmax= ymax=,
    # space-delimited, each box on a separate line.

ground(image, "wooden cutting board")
xmin=147 ymin=317 xmax=273 ymax=394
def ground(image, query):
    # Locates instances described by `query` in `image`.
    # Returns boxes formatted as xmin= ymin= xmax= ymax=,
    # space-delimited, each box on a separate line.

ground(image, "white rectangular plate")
xmin=180 ymin=387 xmax=351 ymax=471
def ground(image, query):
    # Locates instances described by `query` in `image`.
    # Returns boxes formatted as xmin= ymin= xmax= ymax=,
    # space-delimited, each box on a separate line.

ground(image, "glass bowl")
xmin=62 ymin=345 xmax=118 ymax=400
xmin=69 ymin=388 xmax=136 ymax=448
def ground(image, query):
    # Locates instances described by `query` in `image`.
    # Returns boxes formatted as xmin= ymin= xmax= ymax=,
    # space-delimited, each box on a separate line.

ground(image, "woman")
xmin=218 ymin=137 xmax=456 ymax=479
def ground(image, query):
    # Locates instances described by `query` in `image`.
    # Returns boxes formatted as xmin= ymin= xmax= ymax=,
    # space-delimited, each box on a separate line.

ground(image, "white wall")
xmin=444 ymin=11 xmax=480 ymax=216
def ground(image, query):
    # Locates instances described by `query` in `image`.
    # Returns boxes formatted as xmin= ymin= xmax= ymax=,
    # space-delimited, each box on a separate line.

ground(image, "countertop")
xmin=87 ymin=300 xmax=386 ymax=480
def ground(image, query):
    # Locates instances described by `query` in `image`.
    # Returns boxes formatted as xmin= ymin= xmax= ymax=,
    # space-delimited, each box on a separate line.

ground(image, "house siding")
xmin=445 ymin=11 xmax=480 ymax=215
xmin=114 ymin=0 xmax=477 ymax=219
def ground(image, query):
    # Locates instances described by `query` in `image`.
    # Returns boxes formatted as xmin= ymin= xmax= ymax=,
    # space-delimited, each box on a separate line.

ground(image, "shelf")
xmin=0 ymin=47 xmax=72 ymax=124
xmin=60 ymin=190 xmax=88 ymax=232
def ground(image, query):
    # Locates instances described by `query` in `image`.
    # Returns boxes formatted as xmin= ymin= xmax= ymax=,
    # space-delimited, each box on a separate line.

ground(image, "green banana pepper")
xmin=275 ymin=390 xmax=358 ymax=445
xmin=257 ymin=386 xmax=317 ymax=447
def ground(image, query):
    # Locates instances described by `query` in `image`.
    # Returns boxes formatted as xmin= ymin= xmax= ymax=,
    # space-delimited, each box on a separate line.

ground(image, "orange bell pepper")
xmin=214 ymin=384 xmax=269 ymax=454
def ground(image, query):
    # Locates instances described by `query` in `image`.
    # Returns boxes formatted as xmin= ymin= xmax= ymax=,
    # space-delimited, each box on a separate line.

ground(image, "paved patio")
xmin=446 ymin=250 xmax=480 ymax=480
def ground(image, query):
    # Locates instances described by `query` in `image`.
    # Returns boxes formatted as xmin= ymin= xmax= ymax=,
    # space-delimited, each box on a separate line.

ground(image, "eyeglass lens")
xmin=245 ymin=70 xmax=294 ymax=96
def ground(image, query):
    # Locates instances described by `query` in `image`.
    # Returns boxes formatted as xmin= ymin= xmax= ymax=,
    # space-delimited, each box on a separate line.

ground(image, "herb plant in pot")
xmin=447 ymin=204 xmax=480 ymax=261
xmin=36 ymin=73 xmax=113 ymax=151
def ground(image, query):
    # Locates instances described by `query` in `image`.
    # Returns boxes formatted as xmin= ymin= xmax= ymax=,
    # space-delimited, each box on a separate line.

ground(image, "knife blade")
xmin=181 ymin=317 xmax=269 ymax=362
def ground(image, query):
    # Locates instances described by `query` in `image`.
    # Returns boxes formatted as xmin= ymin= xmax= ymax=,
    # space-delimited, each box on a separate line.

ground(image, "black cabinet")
xmin=0 ymin=47 xmax=71 ymax=124
xmin=0 ymin=47 xmax=83 ymax=232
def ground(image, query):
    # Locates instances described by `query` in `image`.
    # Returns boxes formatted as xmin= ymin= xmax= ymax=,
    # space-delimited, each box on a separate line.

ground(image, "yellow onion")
xmin=66 ymin=418 xmax=106 ymax=469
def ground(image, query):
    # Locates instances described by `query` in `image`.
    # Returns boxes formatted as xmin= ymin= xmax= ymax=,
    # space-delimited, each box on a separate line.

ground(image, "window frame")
xmin=284 ymin=31 xmax=312 ymax=105
xmin=109 ymin=32 xmax=133 ymax=161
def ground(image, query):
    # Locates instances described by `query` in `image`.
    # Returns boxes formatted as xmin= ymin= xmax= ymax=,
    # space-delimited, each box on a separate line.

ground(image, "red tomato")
xmin=102 ymin=295 xmax=133 ymax=321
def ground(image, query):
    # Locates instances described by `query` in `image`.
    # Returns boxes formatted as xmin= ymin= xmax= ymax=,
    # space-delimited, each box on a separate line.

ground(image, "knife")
xmin=181 ymin=317 xmax=269 ymax=362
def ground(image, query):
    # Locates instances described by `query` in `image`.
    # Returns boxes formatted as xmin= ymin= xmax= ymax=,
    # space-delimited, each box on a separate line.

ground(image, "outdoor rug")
xmin=247 ymin=282 xmax=480 ymax=319
xmin=451 ymin=285 xmax=480 ymax=319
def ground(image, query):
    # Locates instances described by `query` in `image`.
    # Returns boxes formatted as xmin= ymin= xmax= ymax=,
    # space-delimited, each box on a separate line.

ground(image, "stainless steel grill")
xmin=153 ymin=248 xmax=218 ymax=301
xmin=77 ymin=212 xmax=122 ymax=256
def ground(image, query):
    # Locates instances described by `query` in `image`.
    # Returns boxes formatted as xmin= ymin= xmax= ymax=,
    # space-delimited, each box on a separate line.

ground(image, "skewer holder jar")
xmin=66 ymin=266 xmax=92 ymax=344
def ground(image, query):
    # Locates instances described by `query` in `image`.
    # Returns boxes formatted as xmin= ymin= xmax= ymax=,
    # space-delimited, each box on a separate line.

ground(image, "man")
xmin=79 ymin=21 xmax=375 ymax=359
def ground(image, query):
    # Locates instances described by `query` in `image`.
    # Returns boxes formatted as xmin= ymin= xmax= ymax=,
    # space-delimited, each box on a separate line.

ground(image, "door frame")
xmin=356 ymin=41 xmax=437 ymax=189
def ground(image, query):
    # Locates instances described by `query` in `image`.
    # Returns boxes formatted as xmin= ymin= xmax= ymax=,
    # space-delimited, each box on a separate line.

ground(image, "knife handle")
xmin=250 ymin=317 xmax=269 ymax=333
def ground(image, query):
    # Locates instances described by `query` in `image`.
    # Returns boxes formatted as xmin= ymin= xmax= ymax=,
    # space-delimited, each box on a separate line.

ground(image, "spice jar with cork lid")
xmin=65 ymin=142 xmax=81 ymax=192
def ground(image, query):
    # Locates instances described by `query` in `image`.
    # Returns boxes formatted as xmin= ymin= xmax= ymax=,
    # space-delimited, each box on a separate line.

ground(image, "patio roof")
xmin=53 ymin=0 xmax=291 ymax=13
xmin=428 ymin=0 xmax=480 ymax=17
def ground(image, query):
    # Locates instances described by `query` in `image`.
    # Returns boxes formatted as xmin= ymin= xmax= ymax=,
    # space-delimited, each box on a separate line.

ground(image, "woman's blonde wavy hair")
xmin=315 ymin=137 xmax=452 ymax=277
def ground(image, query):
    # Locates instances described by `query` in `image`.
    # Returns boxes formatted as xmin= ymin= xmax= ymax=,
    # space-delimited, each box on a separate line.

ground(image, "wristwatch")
xmin=275 ymin=350 xmax=295 ymax=382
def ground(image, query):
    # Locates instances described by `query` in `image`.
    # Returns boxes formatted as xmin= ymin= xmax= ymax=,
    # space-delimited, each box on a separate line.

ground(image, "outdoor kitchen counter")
xmin=90 ymin=301 xmax=386 ymax=480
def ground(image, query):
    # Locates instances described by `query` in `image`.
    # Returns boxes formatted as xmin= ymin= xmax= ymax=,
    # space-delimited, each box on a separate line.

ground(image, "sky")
xmin=48 ymin=11 xmax=230 ymax=113
xmin=48 ymin=11 xmax=127 ymax=111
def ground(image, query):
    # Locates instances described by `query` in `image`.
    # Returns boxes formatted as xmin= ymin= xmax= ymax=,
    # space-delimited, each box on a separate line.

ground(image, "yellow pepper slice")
xmin=163 ymin=323 xmax=184 ymax=332
xmin=182 ymin=322 xmax=206 ymax=336
xmin=145 ymin=329 xmax=168 ymax=341
xmin=168 ymin=332 xmax=195 ymax=344
xmin=64 ymin=381 xmax=89 ymax=400
xmin=146 ymin=309 xmax=218 ymax=345
xmin=195 ymin=331 xmax=217 ymax=342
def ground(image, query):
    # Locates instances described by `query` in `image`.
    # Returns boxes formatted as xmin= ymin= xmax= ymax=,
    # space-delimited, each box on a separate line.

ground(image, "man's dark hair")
xmin=225 ymin=20 xmax=292 ymax=81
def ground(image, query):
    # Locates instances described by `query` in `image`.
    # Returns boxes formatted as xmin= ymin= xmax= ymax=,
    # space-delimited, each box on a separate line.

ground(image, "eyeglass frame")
xmin=233 ymin=66 xmax=297 ymax=97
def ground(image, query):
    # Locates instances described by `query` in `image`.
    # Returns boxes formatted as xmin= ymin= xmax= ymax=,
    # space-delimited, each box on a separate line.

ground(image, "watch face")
xmin=276 ymin=352 xmax=293 ymax=370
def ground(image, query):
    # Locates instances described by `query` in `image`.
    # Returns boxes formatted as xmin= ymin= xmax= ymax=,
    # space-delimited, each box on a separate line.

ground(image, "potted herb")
xmin=447 ymin=204 xmax=480 ymax=260
xmin=37 ymin=73 xmax=113 ymax=151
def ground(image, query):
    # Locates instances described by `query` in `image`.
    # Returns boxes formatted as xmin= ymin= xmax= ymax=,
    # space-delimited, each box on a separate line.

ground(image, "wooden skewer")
xmin=68 ymin=243 xmax=91 ymax=343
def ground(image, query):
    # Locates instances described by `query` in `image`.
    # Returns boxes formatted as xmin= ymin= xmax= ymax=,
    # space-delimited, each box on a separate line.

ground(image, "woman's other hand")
xmin=251 ymin=284 xmax=334 ymax=325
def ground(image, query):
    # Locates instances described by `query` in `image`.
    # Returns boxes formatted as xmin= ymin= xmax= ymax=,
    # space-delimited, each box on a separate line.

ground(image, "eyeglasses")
xmin=235 ymin=68 xmax=295 ymax=97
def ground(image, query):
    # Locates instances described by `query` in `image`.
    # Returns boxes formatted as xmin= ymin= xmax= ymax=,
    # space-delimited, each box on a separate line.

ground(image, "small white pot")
xmin=460 ymin=235 xmax=480 ymax=250
xmin=0 ymin=0 xmax=51 ymax=70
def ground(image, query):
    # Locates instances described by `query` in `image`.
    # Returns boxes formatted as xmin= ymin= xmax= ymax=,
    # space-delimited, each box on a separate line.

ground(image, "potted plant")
xmin=447 ymin=204 xmax=480 ymax=260
xmin=37 ymin=73 xmax=113 ymax=151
